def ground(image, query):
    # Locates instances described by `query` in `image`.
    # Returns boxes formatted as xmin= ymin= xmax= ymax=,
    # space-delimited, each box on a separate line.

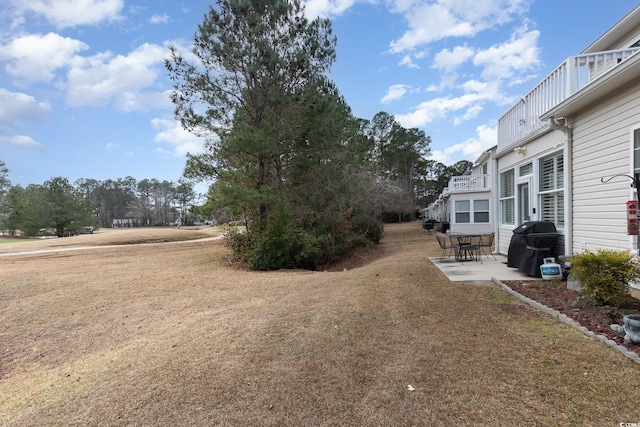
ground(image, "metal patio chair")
xmin=435 ymin=233 xmax=458 ymax=260
xmin=479 ymin=233 xmax=497 ymax=260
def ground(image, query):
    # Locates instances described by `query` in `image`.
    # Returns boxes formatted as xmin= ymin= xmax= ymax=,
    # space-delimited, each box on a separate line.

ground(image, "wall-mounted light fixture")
xmin=513 ymin=146 xmax=526 ymax=155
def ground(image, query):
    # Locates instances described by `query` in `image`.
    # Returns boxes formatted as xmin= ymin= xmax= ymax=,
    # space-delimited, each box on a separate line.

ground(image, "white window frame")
xmin=473 ymin=199 xmax=490 ymax=223
xmin=453 ymin=199 xmax=490 ymax=224
xmin=632 ymin=126 xmax=640 ymax=187
xmin=454 ymin=200 xmax=471 ymax=223
xmin=500 ymin=169 xmax=515 ymax=225
xmin=539 ymin=151 xmax=564 ymax=227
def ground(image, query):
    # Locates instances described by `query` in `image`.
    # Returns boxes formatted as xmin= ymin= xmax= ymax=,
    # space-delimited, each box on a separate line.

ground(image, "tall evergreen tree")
xmin=167 ymin=0 xmax=335 ymax=227
xmin=167 ymin=0 xmax=380 ymax=269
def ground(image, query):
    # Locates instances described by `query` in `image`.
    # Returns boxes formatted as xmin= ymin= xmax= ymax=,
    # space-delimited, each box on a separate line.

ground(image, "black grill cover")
xmin=507 ymin=221 xmax=559 ymax=277
xmin=512 ymin=221 xmax=557 ymax=234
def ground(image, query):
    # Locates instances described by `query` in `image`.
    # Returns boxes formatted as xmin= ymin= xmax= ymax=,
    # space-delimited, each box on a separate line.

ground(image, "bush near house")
xmin=569 ymin=249 xmax=640 ymax=307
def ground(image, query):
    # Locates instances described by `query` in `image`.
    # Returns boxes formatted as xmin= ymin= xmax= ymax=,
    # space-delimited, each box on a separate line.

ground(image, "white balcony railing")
xmin=448 ymin=174 xmax=491 ymax=192
xmin=498 ymin=47 xmax=640 ymax=149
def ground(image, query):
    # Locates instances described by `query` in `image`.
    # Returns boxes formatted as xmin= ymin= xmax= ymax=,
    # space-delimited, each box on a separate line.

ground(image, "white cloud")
xmin=0 ymin=135 xmax=45 ymax=151
xmin=151 ymin=118 xmax=206 ymax=157
xmin=390 ymin=2 xmax=474 ymax=53
xmin=395 ymin=88 xmax=496 ymax=129
xmin=0 ymin=33 xmax=89 ymax=84
xmin=381 ymin=84 xmax=410 ymax=104
xmin=66 ymin=43 xmax=170 ymax=111
xmin=452 ymin=104 xmax=482 ymax=125
xmin=473 ymin=28 xmax=541 ymax=80
xmin=431 ymin=123 xmax=496 ymax=164
xmin=0 ymin=89 xmax=51 ymax=130
xmin=388 ymin=0 xmax=529 ymax=53
xmin=8 ymin=0 xmax=124 ymax=28
xmin=149 ymin=13 xmax=170 ymax=24
xmin=105 ymin=142 xmax=119 ymax=152
xmin=398 ymin=54 xmax=420 ymax=69
xmin=432 ymin=45 xmax=475 ymax=73
xmin=303 ymin=0 xmax=356 ymax=19
xmin=0 ymin=89 xmax=50 ymax=150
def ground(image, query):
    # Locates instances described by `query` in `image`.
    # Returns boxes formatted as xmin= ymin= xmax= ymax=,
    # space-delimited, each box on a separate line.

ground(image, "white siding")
xmin=495 ymin=130 xmax=567 ymax=255
xmin=448 ymin=191 xmax=493 ymax=235
xmin=570 ymin=79 xmax=640 ymax=253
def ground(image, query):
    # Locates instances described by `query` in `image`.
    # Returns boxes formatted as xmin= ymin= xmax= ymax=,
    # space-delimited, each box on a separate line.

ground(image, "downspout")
xmin=548 ymin=116 xmax=572 ymax=256
xmin=491 ymin=154 xmax=500 ymax=252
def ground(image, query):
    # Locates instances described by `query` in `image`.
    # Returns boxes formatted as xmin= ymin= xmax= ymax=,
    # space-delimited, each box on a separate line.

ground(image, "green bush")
xmin=222 ymin=228 xmax=253 ymax=263
xmin=569 ymin=249 xmax=639 ymax=307
xmin=351 ymin=213 xmax=384 ymax=244
xmin=223 ymin=208 xmax=383 ymax=271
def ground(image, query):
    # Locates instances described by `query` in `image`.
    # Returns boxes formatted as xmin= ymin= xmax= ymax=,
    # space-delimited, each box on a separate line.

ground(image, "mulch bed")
xmin=502 ymin=280 xmax=640 ymax=354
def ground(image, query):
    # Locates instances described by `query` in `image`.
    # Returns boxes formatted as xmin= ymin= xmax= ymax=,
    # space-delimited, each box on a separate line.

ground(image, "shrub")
xmin=569 ymin=249 xmax=639 ymax=307
xmin=222 ymin=228 xmax=253 ymax=263
xmin=223 ymin=208 xmax=383 ymax=271
xmin=351 ymin=213 xmax=384 ymax=244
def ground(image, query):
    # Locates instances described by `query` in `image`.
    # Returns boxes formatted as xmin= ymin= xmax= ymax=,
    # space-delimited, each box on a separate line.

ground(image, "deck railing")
xmin=448 ymin=174 xmax=490 ymax=192
xmin=497 ymin=47 xmax=640 ymax=148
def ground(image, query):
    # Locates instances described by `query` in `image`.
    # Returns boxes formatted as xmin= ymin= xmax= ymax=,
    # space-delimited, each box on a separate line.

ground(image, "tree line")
xmin=0 ymin=166 xmax=198 ymax=237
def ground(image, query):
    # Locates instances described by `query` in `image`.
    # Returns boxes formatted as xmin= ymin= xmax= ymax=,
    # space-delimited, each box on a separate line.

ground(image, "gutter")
xmin=548 ymin=116 xmax=572 ymax=257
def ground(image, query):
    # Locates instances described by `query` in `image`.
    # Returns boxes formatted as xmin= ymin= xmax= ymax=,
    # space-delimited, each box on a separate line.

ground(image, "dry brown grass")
xmin=1 ymin=222 xmax=639 ymax=426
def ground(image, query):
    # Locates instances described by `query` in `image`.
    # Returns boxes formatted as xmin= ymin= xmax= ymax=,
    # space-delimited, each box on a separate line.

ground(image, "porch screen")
xmin=539 ymin=153 xmax=564 ymax=226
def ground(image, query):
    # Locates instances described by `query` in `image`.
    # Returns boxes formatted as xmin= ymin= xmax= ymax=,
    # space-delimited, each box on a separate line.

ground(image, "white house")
xmin=494 ymin=5 xmax=640 ymax=260
xmin=425 ymin=146 xmax=497 ymax=235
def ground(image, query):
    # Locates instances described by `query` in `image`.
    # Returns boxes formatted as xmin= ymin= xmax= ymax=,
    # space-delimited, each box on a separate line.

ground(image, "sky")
xmin=0 ymin=0 xmax=638 ymax=190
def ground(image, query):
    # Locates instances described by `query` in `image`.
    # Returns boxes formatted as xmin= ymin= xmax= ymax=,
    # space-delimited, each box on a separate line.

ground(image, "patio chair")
xmin=479 ymin=233 xmax=496 ymax=260
xmin=468 ymin=235 xmax=483 ymax=264
xmin=435 ymin=233 xmax=458 ymax=260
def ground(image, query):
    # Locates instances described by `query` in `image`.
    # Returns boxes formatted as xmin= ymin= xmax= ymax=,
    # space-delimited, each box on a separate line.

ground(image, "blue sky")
xmin=0 ymin=0 xmax=638 ymax=190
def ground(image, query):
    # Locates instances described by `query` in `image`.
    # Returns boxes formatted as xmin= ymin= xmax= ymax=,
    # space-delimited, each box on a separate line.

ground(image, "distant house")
xmin=425 ymin=146 xmax=497 ymax=235
xmin=112 ymin=218 xmax=136 ymax=228
xmin=493 ymin=5 xmax=640 ymax=265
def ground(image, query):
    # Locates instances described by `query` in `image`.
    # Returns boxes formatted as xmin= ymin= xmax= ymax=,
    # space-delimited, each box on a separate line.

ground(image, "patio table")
xmin=452 ymin=234 xmax=481 ymax=262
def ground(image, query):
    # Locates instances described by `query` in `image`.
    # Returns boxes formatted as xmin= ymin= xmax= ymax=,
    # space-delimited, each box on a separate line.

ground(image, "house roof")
xmin=540 ymin=5 xmax=640 ymax=120
xmin=582 ymin=5 xmax=640 ymax=54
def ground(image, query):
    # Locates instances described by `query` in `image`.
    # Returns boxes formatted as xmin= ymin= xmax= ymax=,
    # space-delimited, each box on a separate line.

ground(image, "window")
xmin=455 ymin=200 xmax=470 ymax=223
xmin=474 ymin=199 xmax=490 ymax=223
xmin=454 ymin=199 xmax=490 ymax=224
xmin=519 ymin=163 xmax=532 ymax=177
xmin=500 ymin=169 xmax=515 ymax=225
xmin=539 ymin=152 xmax=564 ymax=226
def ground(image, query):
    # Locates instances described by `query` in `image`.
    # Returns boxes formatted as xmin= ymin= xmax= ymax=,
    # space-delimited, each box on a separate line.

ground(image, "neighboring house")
xmin=112 ymin=218 xmax=136 ymax=228
xmin=494 ymin=5 xmax=640 ymax=261
xmin=428 ymin=4 xmax=640 ymax=274
xmin=424 ymin=146 xmax=497 ymax=235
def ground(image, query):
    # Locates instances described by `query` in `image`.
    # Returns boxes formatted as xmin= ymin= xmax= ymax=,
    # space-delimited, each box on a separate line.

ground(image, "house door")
xmin=518 ymin=182 xmax=531 ymax=224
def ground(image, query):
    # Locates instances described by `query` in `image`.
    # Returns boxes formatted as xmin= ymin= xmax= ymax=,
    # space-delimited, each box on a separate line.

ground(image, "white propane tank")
xmin=540 ymin=257 xmax=562 ymax=280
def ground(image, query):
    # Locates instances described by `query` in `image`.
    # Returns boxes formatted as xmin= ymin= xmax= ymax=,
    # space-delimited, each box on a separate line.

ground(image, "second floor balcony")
xmin=497 ymin=47 xmax=640 ymax=149
xmin=448 ymin=174 xmax=491 ymax=193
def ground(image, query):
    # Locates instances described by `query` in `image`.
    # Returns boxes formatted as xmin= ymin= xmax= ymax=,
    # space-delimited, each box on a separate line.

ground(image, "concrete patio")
xmin=429 ymin=253 xmax=540 ymax=282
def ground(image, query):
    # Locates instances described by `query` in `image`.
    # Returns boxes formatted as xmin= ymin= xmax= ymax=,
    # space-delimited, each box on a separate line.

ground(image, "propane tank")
xmin=540 ymin=257 xmax=562 ymax=280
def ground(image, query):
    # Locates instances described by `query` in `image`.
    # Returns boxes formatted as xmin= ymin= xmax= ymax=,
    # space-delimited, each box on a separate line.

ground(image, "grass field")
xmin=1 ymin=222 xmax=639 ymax=425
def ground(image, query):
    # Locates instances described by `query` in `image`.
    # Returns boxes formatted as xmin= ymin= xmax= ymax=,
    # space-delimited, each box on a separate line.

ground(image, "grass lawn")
xmin=1 ymin=222 xmax=639 ymax=425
